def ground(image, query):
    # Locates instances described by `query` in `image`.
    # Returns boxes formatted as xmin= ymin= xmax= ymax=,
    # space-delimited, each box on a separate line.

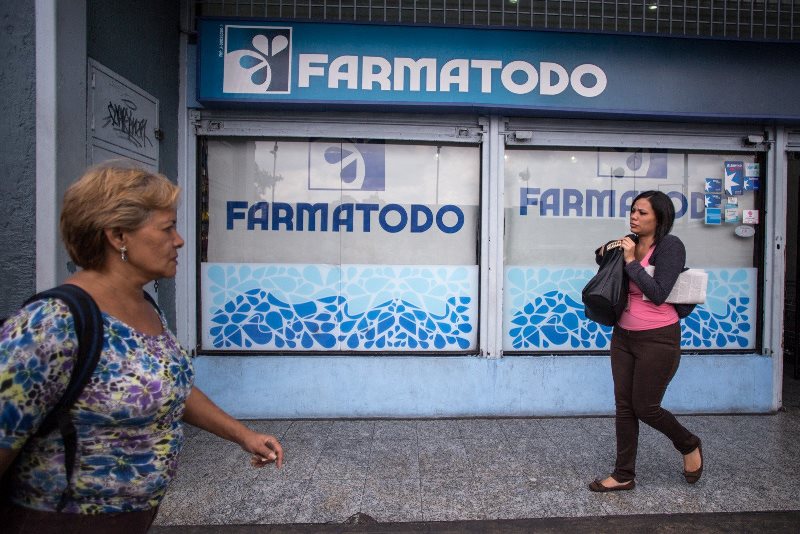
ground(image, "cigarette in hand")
xmin=250 ymin=454 xmax=276 ymax=467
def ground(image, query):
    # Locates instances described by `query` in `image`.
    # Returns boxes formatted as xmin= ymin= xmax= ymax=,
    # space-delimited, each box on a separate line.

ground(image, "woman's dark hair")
xmin=631 ymin=190 xmax=675 ymax=243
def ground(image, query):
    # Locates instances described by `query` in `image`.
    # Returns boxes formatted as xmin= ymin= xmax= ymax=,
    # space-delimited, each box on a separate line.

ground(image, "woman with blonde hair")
xmin=0 ymin=162 xmax=283 ymax=533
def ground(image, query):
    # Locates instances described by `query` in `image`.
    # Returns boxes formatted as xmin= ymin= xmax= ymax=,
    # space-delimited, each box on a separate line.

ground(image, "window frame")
xmin=499 ymin=118 xmax=775 ymax=356
xmin=501 ymin=143 xmax=767 ymax=355
xmin=191 ymin=111 xmax=488 ymax=356
xmin=177 ymin=112 xmax=780 ymax=360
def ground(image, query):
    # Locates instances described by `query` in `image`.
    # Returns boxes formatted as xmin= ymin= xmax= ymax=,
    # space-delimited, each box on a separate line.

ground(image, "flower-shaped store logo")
xmin=223 ymin=27 xmax=291 ymax=94
xmin=597 ymin=148 xmax=668 ymax=179
xmin=309 ymin=141 xmax=386 ymax=190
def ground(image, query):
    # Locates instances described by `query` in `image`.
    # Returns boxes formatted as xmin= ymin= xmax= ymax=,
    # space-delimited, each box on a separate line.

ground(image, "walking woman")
xmin=589 ymin=190 xmax=703 ymax=492
xmin=1 ymin=163 xmax=283 ymax=532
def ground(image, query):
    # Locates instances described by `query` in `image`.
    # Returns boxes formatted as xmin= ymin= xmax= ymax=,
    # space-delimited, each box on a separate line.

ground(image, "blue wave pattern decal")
xmin=209 ymin=290 xmax=340 ymax=349
xmin=504 ymin=267 xmax=756 ymax=351
xmin=202 ymin=264 xmax=478 ymax=351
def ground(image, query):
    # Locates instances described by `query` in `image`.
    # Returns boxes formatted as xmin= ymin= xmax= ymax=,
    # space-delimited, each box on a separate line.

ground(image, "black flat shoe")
xmin=683 ymin=442 xmax=704 ymax=484
xmin=588 ymin=478 xmax=635 ymax=492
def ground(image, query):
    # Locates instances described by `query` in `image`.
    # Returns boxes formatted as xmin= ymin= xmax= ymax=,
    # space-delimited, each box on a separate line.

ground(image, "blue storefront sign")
xmin=197 ymin=18 xmax=800 ymax=120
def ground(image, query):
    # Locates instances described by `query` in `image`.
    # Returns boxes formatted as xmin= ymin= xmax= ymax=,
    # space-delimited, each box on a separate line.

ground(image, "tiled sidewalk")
xmin=153 ymin=389 xmax=800 ymax=527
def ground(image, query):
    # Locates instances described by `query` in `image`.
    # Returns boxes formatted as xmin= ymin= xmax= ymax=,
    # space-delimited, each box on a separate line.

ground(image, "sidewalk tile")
xmin=458 ymin=419 xmax=506 ymax=441
xmin=374 ymin=420 xmax=419 ymax=440
xmin=294 ymin=477 xmax=364 ymax=523
xmin=579 ymin=417 xmax=616 ymax=438
xmin=417 ymin=419 xmax=461 ymax=439
xmin=310 ymin=438 xmax=372 ymax=481
xmin=418 ymin=439 xmax=472 ymax=479
xmin=283 ymin=420 xmax=334 ymax=440
xmin=270 ymin=437 xmax=326 ymax=480
xmin=368 ymin=439 xmax=421 ymax=479
xmin=240 ymin=419 xmax=294 ymax=439
xmin=328 ymin=420 xmax=376 ymax=440
xmin=498 ymin=418 xmax=545 ymax=439
xmin=421 ymin=476 xmax=485 ymax=521
xmin=462 ymin=439 xmax=528 ymax=477
xmin=535 ymin=489 xmax=610 ymax=517
xmin=481 ymin=477 xmax=546 ymax=520
xmin=361 ymin=477 xmax=423 ymax=522
xmin=537 ymin=418 xmax=588 ymax=440
xmin=216 ymin=479 xmax=310 ymax=524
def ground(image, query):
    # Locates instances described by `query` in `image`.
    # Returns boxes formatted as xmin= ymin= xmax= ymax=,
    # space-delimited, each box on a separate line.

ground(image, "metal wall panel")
xmin=194 ymin=1 xmax=798 ymax=41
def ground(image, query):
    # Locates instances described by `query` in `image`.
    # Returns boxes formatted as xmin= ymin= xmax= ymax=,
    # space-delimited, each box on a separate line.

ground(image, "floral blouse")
xmin=0 ymin=297 xmax=194 ymax=514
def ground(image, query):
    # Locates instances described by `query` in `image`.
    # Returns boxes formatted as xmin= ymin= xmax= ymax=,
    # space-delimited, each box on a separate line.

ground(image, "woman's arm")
xmin=0 ymin=300 xmax=76 ymax=466
xmin=183 ymin=386 xmax=284 ymax=468
xmin=625 ymin=235 xmax=685 ymax=305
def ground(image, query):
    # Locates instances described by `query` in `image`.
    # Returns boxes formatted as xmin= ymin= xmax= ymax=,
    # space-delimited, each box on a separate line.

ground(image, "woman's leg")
xmin=629 ymin=323 xmax=700 ymax=455
xmin=609 ymin=327 xmax=639 ymax=482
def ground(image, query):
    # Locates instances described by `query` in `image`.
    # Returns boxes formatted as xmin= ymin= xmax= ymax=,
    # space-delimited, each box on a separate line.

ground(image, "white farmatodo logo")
xmin=219 ymin=25 xmax=607 ymax=98
xmin=223 ymin=26 xmax=292 ymax=94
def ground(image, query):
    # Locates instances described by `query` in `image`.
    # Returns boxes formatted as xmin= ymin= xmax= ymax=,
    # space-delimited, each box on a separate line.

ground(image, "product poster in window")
xmin=744 ymin=162 xmax=760 ymax=191
xmin=503 ymin=148 xmax=758 ymax=352
xmin=724 ymin=161 xmax=744 ymax=195
xmin=201 ymin=139 xmax=480 ymax=352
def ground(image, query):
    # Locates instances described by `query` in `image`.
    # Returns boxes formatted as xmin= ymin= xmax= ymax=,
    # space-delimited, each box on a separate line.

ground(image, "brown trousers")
xmin=610 ymin=322 xmax=700 ymax=482
xmin=2 ymin=503 xmax=159 ymax=534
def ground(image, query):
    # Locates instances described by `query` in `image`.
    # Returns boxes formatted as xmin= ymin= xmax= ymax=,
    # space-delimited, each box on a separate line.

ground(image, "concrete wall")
xmin=0 ymin=1 xmax=181 ymax=323
xmin=0 ymin=1 xmax=37 ymax=316
xmin=195 ymin=354 xmax=775 ymax=418
xmin=87 ymin=0 xmax=181 ymax=327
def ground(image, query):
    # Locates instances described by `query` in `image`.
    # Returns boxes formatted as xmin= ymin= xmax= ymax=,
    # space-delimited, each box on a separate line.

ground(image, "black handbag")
xmin=582 ymin=234 xmax=638 ymax=326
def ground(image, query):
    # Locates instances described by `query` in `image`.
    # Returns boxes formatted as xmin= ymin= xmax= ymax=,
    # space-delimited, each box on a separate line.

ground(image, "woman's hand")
xmin=620 ymin=236 xmax=637 ymax=264
xmin=241 ymin=431 xmax=284 ymax=469
xmin=183 ymin=387 xmax=284 ymax=469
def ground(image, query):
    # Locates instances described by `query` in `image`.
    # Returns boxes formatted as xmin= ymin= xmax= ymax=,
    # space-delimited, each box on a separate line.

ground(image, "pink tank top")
xmin=617 ymin=245 xmax=679 ymax=331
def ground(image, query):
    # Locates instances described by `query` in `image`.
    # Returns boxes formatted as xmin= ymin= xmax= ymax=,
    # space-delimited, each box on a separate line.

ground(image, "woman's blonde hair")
xmin=60 ymin=162 xmax=181 ymax=270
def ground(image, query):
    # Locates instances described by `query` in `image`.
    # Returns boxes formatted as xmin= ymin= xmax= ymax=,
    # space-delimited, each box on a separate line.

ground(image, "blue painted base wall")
xmin=194 ymin=354 xmax=775 ymax=419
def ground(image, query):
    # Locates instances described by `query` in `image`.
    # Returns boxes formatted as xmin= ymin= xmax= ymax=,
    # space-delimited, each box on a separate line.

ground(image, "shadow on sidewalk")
xmin=151 ymin=510 xmax=800 ymax=533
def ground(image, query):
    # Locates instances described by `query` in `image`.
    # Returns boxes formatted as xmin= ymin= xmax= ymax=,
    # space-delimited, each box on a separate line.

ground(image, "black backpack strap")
xmin=142 ymin=290 xmax=162 ymax=316
xmin=24 ymin=284 xmax=104 ymax=512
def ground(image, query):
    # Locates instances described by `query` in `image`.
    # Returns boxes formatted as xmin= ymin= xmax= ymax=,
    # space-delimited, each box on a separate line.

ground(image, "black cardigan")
xmin=625 ymin=234 xmax=684 ymax=304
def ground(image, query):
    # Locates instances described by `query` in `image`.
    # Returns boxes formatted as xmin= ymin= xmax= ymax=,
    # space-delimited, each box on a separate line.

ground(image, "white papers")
xmin=642 ymin=266 xmax=707 ymax=304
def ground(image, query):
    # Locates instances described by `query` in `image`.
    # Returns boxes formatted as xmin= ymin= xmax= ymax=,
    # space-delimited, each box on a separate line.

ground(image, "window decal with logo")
xmin=201 ymin=138 xmax=480 ymax=352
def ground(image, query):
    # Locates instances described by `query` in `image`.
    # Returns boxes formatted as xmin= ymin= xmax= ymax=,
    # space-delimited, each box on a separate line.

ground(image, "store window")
xmin=503 ymin=147 xmax=761 ymax=352
xmin=200 ymin=137 xmax=481 ymax=352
